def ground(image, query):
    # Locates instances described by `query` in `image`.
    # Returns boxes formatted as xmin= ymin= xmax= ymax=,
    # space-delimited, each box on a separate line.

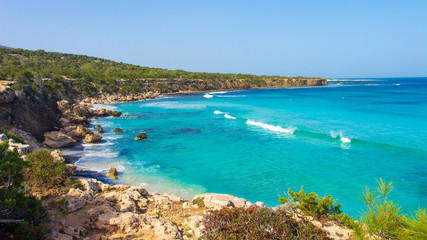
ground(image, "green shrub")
xmin=0 ymin=141 xmax=26 ymax=189
xmin=202 ymin=206 xmax=331 ymax=239
xmin=25 ymin=150 xmax=69 ymax=189
xmin=0 ymin=143 xmax=47 ymax=239
xmin=279 ymin=187 xmax=357 ymax=229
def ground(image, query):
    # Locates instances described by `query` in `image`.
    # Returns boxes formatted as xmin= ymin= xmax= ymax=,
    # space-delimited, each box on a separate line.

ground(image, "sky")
xmin=0 ymin=0 xmax=426 ymax=78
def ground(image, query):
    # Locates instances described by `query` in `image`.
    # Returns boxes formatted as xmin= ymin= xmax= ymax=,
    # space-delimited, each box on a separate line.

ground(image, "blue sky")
xmin=1 ymin=0 xmax=426 ymax=78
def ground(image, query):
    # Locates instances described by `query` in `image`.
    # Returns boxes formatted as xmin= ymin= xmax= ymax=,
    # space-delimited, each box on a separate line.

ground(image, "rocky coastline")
xmin=1 ymin=80 xmax=355 ymax=239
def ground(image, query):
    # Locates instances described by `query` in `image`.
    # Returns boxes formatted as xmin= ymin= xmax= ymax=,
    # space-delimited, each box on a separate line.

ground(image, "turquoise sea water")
xmin=74 ymin=77 xmax=427 ymax=217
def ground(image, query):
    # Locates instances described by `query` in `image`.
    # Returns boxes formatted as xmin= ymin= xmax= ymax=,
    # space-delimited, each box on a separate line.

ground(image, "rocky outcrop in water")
xmin=114 ymin=128 xmax=123 ymax=134
xmin=84 ymin=134 xmax=102 ymax=143
xmin=95 ymin=124 xmax=103 ymax=133
xmin=107 ymin=167 xmax=118 ymax=179
xmin=135 ymin=132 xmax=147 ymax=140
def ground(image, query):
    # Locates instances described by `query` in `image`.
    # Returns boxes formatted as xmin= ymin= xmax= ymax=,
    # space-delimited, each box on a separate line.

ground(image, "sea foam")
xmin=224 ymin=114 xmax=236 ymax=119
xmin=330 ymin=130 xmax=351 ymax=143
xmin=246 ymin=120 xmax=296 ymax=134
xmin=203 ymin=94 xmax=213 ymax=98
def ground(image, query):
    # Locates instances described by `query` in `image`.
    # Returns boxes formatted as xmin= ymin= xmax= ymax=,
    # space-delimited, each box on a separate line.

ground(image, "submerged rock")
xmin=135 ymin=133 xmax=147 ymax=140
xmin=113 ymin=128 xmax=123 ymax=134
xmin=84 ymin=134 xmax=102 ymax=143
xmin=107 ymin=167 xmax=118 ymax=180
xmin=44 ymin=131 xmax=76 ymax=148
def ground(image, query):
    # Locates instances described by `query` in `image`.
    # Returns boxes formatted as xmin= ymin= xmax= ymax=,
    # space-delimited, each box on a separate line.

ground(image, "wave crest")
xmin=330 ymin=130 xmax=351 ymax=143
xmin=246 ymin=120 xmax=296 ymax=134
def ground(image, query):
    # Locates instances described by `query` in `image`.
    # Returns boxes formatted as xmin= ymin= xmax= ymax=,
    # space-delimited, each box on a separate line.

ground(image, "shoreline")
xmin=63 ymin=85 xmax=329 ymax=200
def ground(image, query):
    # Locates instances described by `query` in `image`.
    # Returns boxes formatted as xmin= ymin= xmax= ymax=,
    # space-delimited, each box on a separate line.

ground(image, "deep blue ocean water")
xmin=74 ymin=77 xmax=427 ymax=217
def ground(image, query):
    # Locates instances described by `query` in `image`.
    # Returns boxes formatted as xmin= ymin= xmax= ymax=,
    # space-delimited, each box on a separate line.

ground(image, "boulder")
xmin=95 ymin=125 xmax=104 ymax=133
xmin=44 ymin=131 xmax=76 ymax=148
xmin=51 ymin=150 xmax=65 ymax=163
xmin=192 ymin=193 xmax=253 ymax=209
xmin=84 ymin=134 xmax=102 ymax=143
xmin=63 ymin=125 xmax=92 ymax=140
xmin=107 ymin=167 xmax=118 ymax=180
xmin=56 ymin=100 xmax=70 ymax=113
xmin=76 ymin=125 xmax=92 ymax=137
xmin=113 ymin=128 xmax=123 ymax=134
xmin=135 ymin=133 xmax=147 ymax=140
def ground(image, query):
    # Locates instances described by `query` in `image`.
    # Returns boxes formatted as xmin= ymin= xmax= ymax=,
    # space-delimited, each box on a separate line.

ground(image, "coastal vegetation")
xmin=278 ymin=181 xmax=426 ymax=240
xmin=0 ymin=47 xmax=324 ymax=101
xmin=0 ymin=142 xmax=47 ymax=239
xmin=202 ymin=206 xmax=330 ymax=239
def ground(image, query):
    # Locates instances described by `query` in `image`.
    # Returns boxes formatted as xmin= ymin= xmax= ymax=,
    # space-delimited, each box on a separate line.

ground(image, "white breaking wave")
xmin=203 ymin=94 xmax=213 ymax=98
xmin=214 ymin=110 xmax=224 ymax=115
xmin=246 ymin=120 xmax=296 ymax=134
xmin=224 ymin=114 xmax=236 ymax=119
xmin=396 ymin=83 xmax=401 ymax=86
xmin=209 ymin=91 xmax=227 ymax=94
xmin=330 ymin=130 xmax=351 ymax=143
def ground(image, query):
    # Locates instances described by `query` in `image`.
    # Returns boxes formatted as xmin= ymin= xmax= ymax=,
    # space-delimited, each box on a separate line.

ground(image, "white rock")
xmin=192 ymin=193 xmax=253 ymax=209
xmin=8 ymin=140 xmax=32 ymax=155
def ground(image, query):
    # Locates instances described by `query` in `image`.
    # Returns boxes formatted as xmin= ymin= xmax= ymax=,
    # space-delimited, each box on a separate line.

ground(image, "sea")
xmin=70 ymin=77 xmax=427 ymax=217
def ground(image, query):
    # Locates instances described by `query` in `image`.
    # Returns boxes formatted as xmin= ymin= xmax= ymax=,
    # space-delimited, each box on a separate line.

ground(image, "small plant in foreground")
xmin=356 ymin=178 xmax=427 ymax=240
xmin=202 ymin=206 xmax=331 ymax=239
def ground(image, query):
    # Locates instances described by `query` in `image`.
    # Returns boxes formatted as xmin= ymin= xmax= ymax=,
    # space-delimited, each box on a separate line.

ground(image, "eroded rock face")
xmin=192 ymin=193 xmax=253 ymax=209
xmin=84 ymin=134 xmax=102 ymax=143
xmin=0 ymin=86 xmax=16 ymax=104
xmin=135 ymin=132 xmax=147 ymax=140
xmin=43 ymin=131 xmax=76 ymax=148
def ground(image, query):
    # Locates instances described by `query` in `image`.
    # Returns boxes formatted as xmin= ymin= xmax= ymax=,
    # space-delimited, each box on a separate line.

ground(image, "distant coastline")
xmin=326 ymin=79 xmax=381 ymax=82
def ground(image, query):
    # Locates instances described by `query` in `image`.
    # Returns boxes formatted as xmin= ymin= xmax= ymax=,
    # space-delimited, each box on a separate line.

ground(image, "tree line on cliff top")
xmin=0 ymin=47 xmax=320 ymax=100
